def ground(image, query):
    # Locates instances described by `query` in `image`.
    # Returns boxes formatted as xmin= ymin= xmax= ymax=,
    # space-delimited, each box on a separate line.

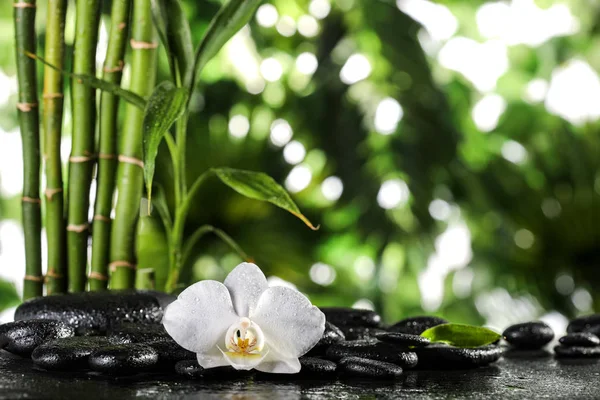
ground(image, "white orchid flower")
xmin=162 ymin=262 xmax=326 ymax=373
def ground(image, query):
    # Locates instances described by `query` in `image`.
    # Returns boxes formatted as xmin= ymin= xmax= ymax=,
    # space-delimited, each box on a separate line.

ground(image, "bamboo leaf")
xmin=420 ymin=324 xmax=501 ymax=348
xmin=212 ymin=167 xmax=319 ymax=230
xmin=151 ymin=0 xmax=194 ymax=82
xmin=186 ymin=0 xmax=262 ymax=91
xmin=0 ymin=279 xmax=20 ymax=312
xmin=25 ymin=51 xmax=147 ymax=109
xmin=142 ymin=81 xmax=189 ymax=208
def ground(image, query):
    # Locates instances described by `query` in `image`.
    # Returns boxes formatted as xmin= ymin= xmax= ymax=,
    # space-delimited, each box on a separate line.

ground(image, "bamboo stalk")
xmin=89 ymin=0 xmax=132 ymax=291
xmin=67 ymin=0 xmax=101 ymax=292
xmin=13 ymin=0 xmax=43 ymax=299
xmin=43 ymin=0 xmax=68 ymax=295
xmin=110 ymin=0 xmax=157 ymax=289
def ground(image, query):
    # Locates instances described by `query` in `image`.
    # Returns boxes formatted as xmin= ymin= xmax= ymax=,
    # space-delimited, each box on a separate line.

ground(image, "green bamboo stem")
xmin=89 ymin=0 xmax=132 ymax=291
xmin=135 ymin=268 xmax=155 ymax=290
xmin=67 ymin=0 xmax=101 ymax=292
xmin=42 ymin=0 xmax=68 ymax=295
xmin=13 ymin=0 xmax=43 ymax=299
xmin=110 ymin=0 xmax=157 ymax=289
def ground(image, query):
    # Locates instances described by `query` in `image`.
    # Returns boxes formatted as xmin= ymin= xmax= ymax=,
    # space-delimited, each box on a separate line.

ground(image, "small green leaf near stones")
xmin=420 ymin=323 xmax=502 ymax=348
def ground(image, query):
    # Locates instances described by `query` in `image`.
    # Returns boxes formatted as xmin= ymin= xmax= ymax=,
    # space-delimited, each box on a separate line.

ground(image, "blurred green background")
xmin=1 ymin=0 xmax=599 ymax=332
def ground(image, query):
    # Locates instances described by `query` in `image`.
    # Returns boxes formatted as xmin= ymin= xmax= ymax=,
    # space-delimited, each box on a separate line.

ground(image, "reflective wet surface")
xmin=1 ymin=350 xmax=598 ymax=399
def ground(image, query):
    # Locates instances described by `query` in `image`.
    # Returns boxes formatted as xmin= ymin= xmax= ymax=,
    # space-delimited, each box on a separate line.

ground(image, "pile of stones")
xmin=0 ymin=291 xmax=598 ymax=380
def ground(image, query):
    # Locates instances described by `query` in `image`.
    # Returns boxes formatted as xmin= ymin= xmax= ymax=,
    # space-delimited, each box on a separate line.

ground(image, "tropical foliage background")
xmin=1 ymin=0 xmax=599 ymax=333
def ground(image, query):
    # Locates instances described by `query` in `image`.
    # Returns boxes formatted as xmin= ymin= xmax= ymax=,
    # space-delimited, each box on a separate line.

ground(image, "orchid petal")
xmin=254 ymin=347 xmax=301 ymax=374
xmin=251 ymin=286 xmax=325 ymax=359
xmin=162 ymin=280 xmax=238 ymax=355
xmin=197 ymin=347 xmax=230 ymax=369
xmin=224 ymin=262 xmax=269 ymax=317
xmin=219 ymin=347 xmax=270 ymax=371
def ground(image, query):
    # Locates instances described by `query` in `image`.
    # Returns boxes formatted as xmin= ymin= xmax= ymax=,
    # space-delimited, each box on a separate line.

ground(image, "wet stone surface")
xmin=88 ymin=344 xmax=159 ymax=375
xmin=0 ymin=320 xmax=74 ymax=356
xmin=338 ymin=357 xmax=403 ymax=379
xmin=388 ymin=316 xmax=448 ymax=335
xmin=338 ymin=325 xmax=386 ymax=341
xmin=559 ymin=332 xmax=600 ymax=347
xmin=414 ymin=345 xmax=504 ymax=369
xmin=298 ymin=357 xmax=337 ymax=376
xmin=320 ymin=308 xmax=381 ymax=328
xmin=15 ymin=291 xmax=175 ymax=331
xmin=554 ymin=345 xmax=600 ymax=358
xmin=567 ymin=314 xmax=600 ymax=336
xmin=305 ymin=322 xmax=345 ymax=356
xmin=31 ymin=336 xmax=111 ymax=371
xmin=374 ymin=332 xmax=431 ymax=347
xmin=503 ymin=322 xmax=554 ymax=349
xmin=325 ymin=340 xmax=418 ymax=368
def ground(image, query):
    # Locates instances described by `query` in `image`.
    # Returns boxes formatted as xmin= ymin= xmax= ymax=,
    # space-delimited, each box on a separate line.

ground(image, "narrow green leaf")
xmin=186 ymin=0 xmax=262 ymax=91
xmin=25 ymin=51 xmax=147 ymax=110
xmin=142 ymin=81 xmax=189 ymax=209
xmin=421 ymin=323 xmax=502 ymax=348
xmin=152 ymin=0 xmax=194 ymax=82
xmin=0 ymin=279 xmax=20 ymax=312
xmin=212 ymin=167 xmax=319 ymax=230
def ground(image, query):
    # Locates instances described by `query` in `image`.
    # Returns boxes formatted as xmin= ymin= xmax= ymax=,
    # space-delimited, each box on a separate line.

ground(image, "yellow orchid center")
xmin=224 ymin=317 xmax=265 ymax=357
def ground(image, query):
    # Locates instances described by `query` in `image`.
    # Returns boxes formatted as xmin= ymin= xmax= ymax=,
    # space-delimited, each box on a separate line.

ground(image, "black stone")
xmin=305 ymin=322 xmax=345 ymax=356
xmin=320 ymin=307 xmax=381 ymax=327
xmin=108 ymin=323 xmax=172 ymax=344
xmin=554 ymin=345 xmax=600 ymax=358
xmin=388 ymin=316 xmax=448 ymax=335
xmin=338 ymin=357 xmax=403 ymax=379
xmin=0 ymin=320 xmax=74 ymax=356
xmin=503 ymin=322 xmax=554 ymax=349
xmin=339 ymin=326 xmax=386 ymax=341
xmin=299 ymin=357 xmax=337 ymax=376
xmin=414 ymin=344 xmax=503 ymax=369
xmin=375 ymin=332 xmax=430 ymax=347
xmin=31 ymin=336 xmax=110 ymax=371
xmin=175 ymin=359 xmax=204 ymax=378
xmin=325 ymin=340 xmax=418 ymax=368
xmin=148 ymin=340 xmax=196 ymax=368
xmin=15 ymin=290 xmax=174 ymax=332
xmin=567 ymin=314 xmax=600 ymax=337
xmin=559 ymin=332 xmax=600 ymax=347
xmin=88 ymin=344 xmax=159 ymax=374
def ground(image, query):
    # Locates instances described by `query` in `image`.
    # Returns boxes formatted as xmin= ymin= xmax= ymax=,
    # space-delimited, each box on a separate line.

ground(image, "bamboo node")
xmin=69 ymin=155 xmax=96 ymax=163
xmin=89 ymin=272 xmax=108 ymax=281
xmin=43 ymin=92 xmax=64 ymax=99
xmin=17 ymin=102 xmax=38 ymax=112
xmin=13 ymin=2 xmax=36 ymax=8
xmin=103 ymin=60 xmax=124 ymax=73
xmin=118 ymin=155 xmax=144 ymax=168
xmin=44 ymin=187 xmax=63 ymax=201
xmin=24 ymin=275 xmax=43 ymax=282
xmin=118 ymin=22 xmax=126 ymax=31
xmin=109 ymin=261 xmax=137 ymax=272
xmin=67 ymin=223 xmax=90 ymax=233
xmin=45 ymin=269 xmax=63 ymax=279
xmin=93 ymin=214 xmax=111 ymax=223
xmin=98 ymin=153 xmax=116 ymax=160
xmin=130 ymin=39 xmax=158 ymax=50
xmin=22 ymin=196 xmax=41 ymax=204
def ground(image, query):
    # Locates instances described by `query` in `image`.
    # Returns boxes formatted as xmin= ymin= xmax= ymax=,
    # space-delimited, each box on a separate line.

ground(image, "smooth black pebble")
xmin=175 ymin=359 xmax=204 ymax=378
xmin=559 ymin=332 xmax=600 ymax=347
xmin=567 ymin=314 xmax=600 ymax=337
xmin=0 ymin=320 xmax=74 ymax=356
xmin=31 ymin=336 xmax=110 ymax=370
xmin=15 ymin=290 xmax=174 ymax=331
xmin=375 ymin=332 xmax=430 ymax=347
xmin=326 ymin=340 xmax=418 ymax=368
xmin=339 ymin=326 xmax=386 ymax=341
xmin=299 ymin=357 xmax=337 ymax=376
xmin=148 ymin=341 xmax=196 ymax=368
xmin=108 ymin=323 xmax=172 ymax=344
xmin=503 ymin=322 xmax=554 ymax=349
xmin=320 ymin=307 xmax=381 ymax=327
xmin=554 ymin=345 xmax=600 ymax=358
xmin=338 ymin=357 xmax=403 ymax=379
xmin=305 ymin=322 xmax=345 ymax=356
xmin=414 ymin=344 xmax=503 ymax=369
xmin=88 ymin=344 xmax=158 ymax=374
xmin=388 ymin=316 xmax=448 ymax=335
